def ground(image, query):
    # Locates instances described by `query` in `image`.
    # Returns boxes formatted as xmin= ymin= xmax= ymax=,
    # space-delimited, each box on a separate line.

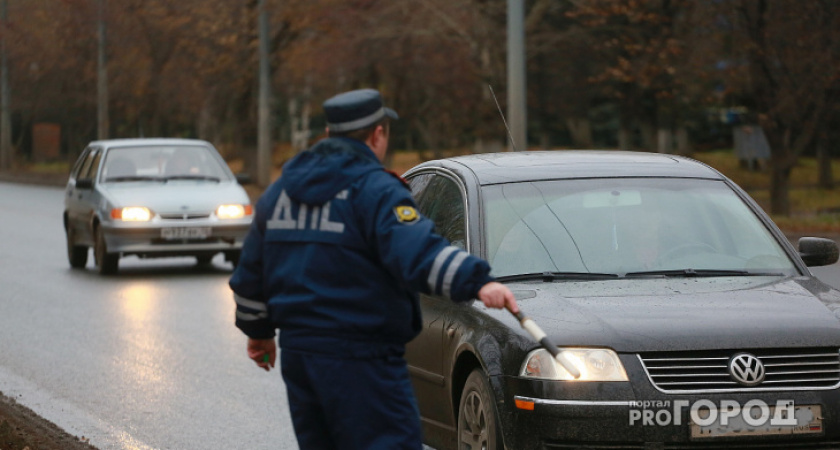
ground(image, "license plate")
xmin=161 ymin=227 xmax=211 ymax=240
xmin=691 ymin=404 xmax=822 ymax=438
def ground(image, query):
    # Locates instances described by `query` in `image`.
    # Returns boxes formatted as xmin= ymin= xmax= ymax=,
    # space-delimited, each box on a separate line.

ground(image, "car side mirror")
xmin=798 ymin=237 xmax=839 ymax=267
xmin=235 ymin=173 xmax=252 ymax=185
xmin=75 ymin=178 xmax=93 ymax=189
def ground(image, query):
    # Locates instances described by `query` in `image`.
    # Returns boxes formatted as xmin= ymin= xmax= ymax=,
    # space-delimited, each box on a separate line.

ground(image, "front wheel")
xmin=225 ymin=251 xmax=240 ymax=269
xmin=94 ymin=226 xmax=119 ymax=275
xmin=458 ymin=369 xmax=502 ymax=450
xmin=66 ymin=226 xmax=88 ymax=269
xmin=195 ymin=254 xmax=214 ymax=266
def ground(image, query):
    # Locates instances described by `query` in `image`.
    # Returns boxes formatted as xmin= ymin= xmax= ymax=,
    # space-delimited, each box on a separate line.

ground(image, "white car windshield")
xmin=483 ymin=178 xmax=797 ymax=278
xmin=100 ymin=145 xmax=232 ymax=182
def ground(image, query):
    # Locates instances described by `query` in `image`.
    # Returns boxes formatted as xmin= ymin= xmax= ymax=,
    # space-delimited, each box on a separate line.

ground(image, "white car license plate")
xmin=161 ymin=227 xmax=211 ymax=240
xmin=691 ymin=404 xmax=822 ymax=438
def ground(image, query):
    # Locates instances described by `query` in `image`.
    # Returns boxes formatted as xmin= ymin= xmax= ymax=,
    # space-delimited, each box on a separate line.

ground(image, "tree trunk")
xmin=676 ymin=125 xmax=692 ymax=156
xmin=197 ymin=101 xmax=215 ymax=142
xmin=817 ymin=136 xmax=833 ymax=189
xmin=414 ymin=119 xmax=442 ymax=159
xmin=769 ymin=156 xmax=792 ymax=216
xmin=540 ymin=131 xmax=550 ymax=150
xmin=566 ymin=117 xmax=593 ymax=148
xmin=473 ymin=137 xmax=504 ymax=154
xmin=640 ymin=122 xmax=656 ymax=152
xmin=618 ymin=125 xmax=632 ymax=150
xmin=657 ymin=128 xmax=673 ymax=154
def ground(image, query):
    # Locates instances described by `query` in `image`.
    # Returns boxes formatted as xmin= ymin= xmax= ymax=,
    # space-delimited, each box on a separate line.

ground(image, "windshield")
xmin=100 ymin=145 xmax=232 ymax=182
xmin=483 ymin=178 xmax=797 ymax=278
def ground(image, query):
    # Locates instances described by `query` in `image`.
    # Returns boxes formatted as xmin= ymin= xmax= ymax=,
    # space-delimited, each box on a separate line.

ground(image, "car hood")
xmin=99 ymin=181 xmax=250 ymax=213
xmin=488 ymin=276 xmax=840 ymax=352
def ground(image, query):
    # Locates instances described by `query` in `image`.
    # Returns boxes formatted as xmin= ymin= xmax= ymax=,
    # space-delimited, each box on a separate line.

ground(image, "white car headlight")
xmin=111 ymin=207 xmax=152 ymax=222
xmin=520 ymin=348 xmax=628 ymax=381
xmin=216 ymin=204 xmax=252 ymax=219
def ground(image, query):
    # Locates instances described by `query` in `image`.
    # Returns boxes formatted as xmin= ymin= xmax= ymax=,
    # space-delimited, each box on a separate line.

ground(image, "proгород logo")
xmin=628 ymin=400 xmax=823 ymax=438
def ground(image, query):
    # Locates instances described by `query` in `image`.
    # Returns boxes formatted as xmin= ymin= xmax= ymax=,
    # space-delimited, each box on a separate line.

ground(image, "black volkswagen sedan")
xmin=403 ymin=151 xmax=840 ymax=449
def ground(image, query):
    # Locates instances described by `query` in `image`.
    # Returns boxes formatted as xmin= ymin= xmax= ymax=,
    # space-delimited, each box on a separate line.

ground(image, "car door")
xmin=405 ymin=173 xmax=439 ymax=397
xmin=66 ymin=148 xmax=92 ymax=241
xmin=68 ymin=148 xmax=102 ymax=244
xmin=405 ymin=171 xmax=468 ymax=427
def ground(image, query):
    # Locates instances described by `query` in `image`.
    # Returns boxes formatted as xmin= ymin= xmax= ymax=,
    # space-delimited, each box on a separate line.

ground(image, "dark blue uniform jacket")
xmin=230 ymin=137 xmax=494 ymax=357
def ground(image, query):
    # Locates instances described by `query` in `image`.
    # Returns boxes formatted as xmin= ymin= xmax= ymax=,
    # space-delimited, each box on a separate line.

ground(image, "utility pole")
xmin=256 ymin=0 xmax=272 ymax=187
xmin=0 ymin=0 xmax=11 ymax=169
xmin=97 ymin=0 xmax=109 ymax=140
xmin=507 ymin=0 xmax=527 ymax=152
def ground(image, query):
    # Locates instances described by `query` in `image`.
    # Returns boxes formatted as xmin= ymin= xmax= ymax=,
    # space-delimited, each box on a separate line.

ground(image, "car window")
xmin=77 ymin=150 xmax=100 ymax=181
xmin=100 ymin=145 xmax=232 ymax=182
xmin=83 ymin=151 xmax=102 ymax=180
xmin=407 ymin=173 xmax=433 ymax=204
xmin=482 ymin=178 xmax=797 ymax=277
xmin=415 ymin=175 xmax=466 ymax=250
xmin=70 ymin=148 xmax=91 ymax=178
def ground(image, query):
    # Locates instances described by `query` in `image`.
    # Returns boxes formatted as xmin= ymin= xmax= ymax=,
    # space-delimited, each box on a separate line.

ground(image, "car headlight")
xmin=111 ymin=207 xmax=152 ymax=221
xmin=520 ymin=348 xmax=628 ymax=381
xmin=216 ymin=204 xmax=252 ymax=219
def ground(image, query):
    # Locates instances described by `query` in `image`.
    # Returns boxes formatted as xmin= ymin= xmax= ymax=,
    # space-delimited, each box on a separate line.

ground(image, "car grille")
xmin=544 ymin=444 xmax=645 ymax=449
xmin=159 ymin=213 xmax=211 ymax=220
xmin=544 ymin=444 xmax=840 ymax=450
xmin=661 ymin=442 xmax=840 ymax=449
xmin=638 ymin=348 xmax=840 ymax=393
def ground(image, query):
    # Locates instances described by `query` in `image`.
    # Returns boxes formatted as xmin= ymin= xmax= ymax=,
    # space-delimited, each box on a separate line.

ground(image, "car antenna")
xmin=488 ymin=84 xmax=520 ymax=152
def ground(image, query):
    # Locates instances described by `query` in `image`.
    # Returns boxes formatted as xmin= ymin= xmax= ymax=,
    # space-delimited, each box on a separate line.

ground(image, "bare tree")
xmin=731 ymin=0 xmax=840 ymax=215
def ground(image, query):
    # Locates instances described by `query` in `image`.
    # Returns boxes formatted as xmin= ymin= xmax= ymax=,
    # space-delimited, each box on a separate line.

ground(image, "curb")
xmin=0 ymin=171 xmax=67 ymax=187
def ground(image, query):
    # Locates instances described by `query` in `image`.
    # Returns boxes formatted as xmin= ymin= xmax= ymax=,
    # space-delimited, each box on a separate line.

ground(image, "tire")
xmin=458 ymin=369 xmax=502 ymax=450
xmin=66 ymin=226 xmax=88 ymax=269
xmin=225 ymin=251 xmax=240 ymax=268
xmin=94 ymin=226 xmax=119 ymax=275
xmin=195 ymin=254 xmax=213 ymax=266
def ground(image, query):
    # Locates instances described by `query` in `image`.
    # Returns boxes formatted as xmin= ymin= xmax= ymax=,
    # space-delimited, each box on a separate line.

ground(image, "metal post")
xmin=97 ymin=0 xmax=109 ymax=140
xmin=0 ymin=0 xmax=11 ymax=169
xmin=257 ymin=0 xmax=272 ymax=187
xmin=507 ymin=0 xmax=527 ymax=152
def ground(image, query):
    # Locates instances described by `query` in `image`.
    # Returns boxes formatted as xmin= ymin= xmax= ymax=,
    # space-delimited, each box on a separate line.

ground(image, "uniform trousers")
xmin=280 ymin=348 xmax=423 ymax=450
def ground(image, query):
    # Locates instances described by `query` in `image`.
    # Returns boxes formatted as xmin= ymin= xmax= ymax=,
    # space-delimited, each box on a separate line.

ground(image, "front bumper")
xmin=101 ymin=220 xmax=250 ymax=257
xmin=500 ymin=357 xmax=840 ymax=449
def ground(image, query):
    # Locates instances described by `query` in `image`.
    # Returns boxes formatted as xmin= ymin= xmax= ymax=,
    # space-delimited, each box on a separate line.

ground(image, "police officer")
xmin=230 ymin=88 xmax=519 ymax=449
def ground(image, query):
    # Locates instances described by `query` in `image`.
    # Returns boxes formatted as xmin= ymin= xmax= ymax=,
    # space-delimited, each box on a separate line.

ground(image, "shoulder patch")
xmin=394 ymin=206 xmax=419 ymax=224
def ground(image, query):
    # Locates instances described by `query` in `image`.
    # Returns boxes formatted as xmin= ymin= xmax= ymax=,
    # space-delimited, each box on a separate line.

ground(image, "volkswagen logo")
xmin=729 ymin=353 xmax=766 ymax=386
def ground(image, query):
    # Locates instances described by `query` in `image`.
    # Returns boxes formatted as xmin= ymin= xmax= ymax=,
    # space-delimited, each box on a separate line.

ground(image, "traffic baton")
xmin=509 ymin=308 xmax=581 ymax=379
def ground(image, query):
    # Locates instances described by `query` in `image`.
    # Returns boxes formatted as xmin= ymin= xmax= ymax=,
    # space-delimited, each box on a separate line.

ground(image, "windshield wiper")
xmin=496 ymin=271 xmax=620 ymax=282
xmin=106 ymin=176 xmax=163 ymax=182
xmin=163 ymin=175 xmax=221 ymax=182
xmin=624 ymin=269 xmax=784 ymax=278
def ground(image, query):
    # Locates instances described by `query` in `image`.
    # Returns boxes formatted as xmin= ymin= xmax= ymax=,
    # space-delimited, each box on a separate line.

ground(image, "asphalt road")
xmin=1 ymin=181 xmax=839 ymax=450
xmin=0 ymin=181 xmax=296 ymax=449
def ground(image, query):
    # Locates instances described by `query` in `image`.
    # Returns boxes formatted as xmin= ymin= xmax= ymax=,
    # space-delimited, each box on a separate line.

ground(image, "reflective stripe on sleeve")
xmin=427 ymin=246 xmax=459 ymax=295
xmin=234 ymin=293 xmax=267 ymax=312
xmin=236 ymin=310 xmax=268 ymax=321
xmin=441 ymin=250 xmax=469 ymax=298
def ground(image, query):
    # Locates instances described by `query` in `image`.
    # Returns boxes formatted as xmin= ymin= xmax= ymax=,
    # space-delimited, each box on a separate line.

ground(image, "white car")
xmin=63 ymin=138 xmax=253 ymax=274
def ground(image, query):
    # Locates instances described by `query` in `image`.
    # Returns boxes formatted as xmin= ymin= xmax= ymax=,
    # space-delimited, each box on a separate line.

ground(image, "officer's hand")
xmin=247 ymin=338 xmax=277 ymax=372
xmin=478 ymin=282 xmax=519 ymax=314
